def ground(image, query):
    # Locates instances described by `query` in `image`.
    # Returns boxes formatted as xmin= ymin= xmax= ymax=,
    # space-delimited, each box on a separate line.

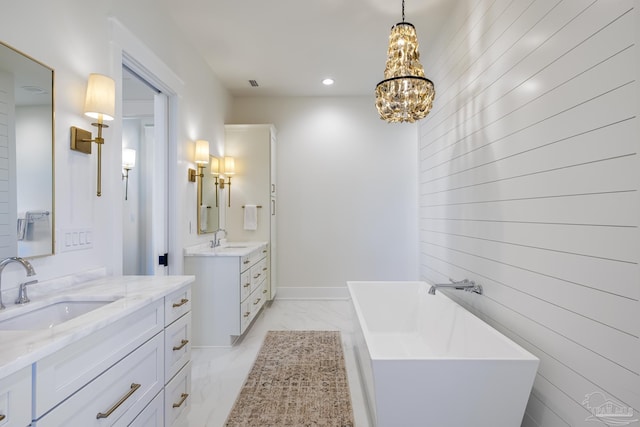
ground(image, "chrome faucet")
xmin=0 ymin=257 xmax=37 ymax=310
xmin=428 ymin=278 xmax=483 ymax=295
xmin=15 ymin=279 xmax=38 ymax=305
xmin=211 ymin=228 xmax=227 ymax=248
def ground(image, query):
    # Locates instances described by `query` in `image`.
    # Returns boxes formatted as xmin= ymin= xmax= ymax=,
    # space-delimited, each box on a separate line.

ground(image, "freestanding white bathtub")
xmin=347 ymin=281 xmax=539 ymax=427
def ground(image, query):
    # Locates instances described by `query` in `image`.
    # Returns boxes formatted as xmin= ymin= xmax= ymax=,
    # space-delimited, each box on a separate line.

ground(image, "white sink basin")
xmin=0 ymin=299 xmax=117 ymax=330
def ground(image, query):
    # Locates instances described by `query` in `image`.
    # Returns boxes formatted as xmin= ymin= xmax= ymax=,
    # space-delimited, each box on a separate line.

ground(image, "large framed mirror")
xmin=0 ymin=41 xmax=54 ymax=258
xmin=197 ymin=156 xmax=219 ymax=234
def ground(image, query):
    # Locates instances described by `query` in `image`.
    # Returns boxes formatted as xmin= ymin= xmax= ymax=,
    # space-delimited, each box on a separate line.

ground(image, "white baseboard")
xmin=275 ymin=286 xmax=350 ymax=300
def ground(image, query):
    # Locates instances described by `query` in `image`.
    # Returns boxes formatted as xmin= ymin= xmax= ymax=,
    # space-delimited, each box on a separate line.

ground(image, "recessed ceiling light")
xmin=322 ymin=78 xmax=334 ymax=86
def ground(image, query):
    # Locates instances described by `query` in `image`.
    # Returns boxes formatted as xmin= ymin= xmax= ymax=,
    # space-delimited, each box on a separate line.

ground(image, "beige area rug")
xmin=225 ymin=330 xmax=355 ymax=427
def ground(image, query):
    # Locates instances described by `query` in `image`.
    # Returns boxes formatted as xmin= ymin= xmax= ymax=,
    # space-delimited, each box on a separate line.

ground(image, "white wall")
xmin=0 ymin=0 xmax=231 ymax=292
xmin=231 ymin=97 xmax=419 ymax=297
xmin=418 ymin=0 xmax=639 ymax=425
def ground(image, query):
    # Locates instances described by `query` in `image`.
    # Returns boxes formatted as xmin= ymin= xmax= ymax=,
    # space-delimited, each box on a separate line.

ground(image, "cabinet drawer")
xmin=240 ymin=245 xmax=267 ymax=273
xmin=165 ymin=361 xmax=191 ymax=427
xmin=0 ymin=366 xmax=31 ymax=427
xmin=37 ymin=332 xmax=164 ymax=427
xmin=243 ymin=282 xmax=266 ymax=330
xmin=34 ymin=300 xmax=164 ymax=418
xmin=165 ymin=312 xmax=191 ymax=383
xmin=240 ymin=270 xmax=251 ymax=302
xmin=128 ymin=390 xmax=164 ymax=427
xmin=165 ymin=286 xmax=191 ymax=326
xmin=240 ymin=298 xmax=252 ymax=333
xmin=250 ymin=258 xmax=267 ymax=292
xmin=252 ymin=280 xmax=268 ymax=319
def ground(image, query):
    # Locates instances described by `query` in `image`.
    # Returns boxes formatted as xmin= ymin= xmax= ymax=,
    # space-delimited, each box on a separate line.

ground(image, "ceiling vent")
xmin=249 ymin=79 xmax=259 ymax=87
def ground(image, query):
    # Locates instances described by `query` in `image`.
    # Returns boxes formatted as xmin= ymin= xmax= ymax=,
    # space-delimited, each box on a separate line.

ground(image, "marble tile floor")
xmin=187 ymin=299 xmax=372 ymax=427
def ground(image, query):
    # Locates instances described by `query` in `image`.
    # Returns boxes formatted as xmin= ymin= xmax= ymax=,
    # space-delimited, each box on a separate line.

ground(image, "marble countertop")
xmin=0 ymin=274 xmax=194 ymax=378
xmin=183 ymin=241 xmax=268 ymax=257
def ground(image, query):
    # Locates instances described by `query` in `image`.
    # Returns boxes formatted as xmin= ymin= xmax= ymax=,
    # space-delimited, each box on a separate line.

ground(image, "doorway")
xmin=121 ymin=65 xmax=169 ymax=275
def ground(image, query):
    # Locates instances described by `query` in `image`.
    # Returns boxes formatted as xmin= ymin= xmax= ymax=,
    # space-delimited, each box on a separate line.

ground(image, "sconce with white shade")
xmin=188 ymin=140 xmax=210 ymax=218
xmin=188 ymin=139 xmax=209 ymax=182
xmin=70 ymin=73 xmax=116 ymax=196
xmin=122 ymin=148 xmax=136 ymax=201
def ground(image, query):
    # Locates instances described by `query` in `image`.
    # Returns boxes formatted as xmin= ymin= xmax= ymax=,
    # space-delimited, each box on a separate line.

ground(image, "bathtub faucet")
xmin=428 ymin=278 xmax=483 ymax=295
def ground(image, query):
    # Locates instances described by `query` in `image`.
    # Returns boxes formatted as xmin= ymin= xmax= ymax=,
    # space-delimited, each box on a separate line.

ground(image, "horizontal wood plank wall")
xmin=418 ymin=0 xmax=639 ymax=425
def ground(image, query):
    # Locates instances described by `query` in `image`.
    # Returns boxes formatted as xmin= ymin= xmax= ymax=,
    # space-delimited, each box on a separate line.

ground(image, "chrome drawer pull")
xmin=172 ymin=393 xmax=189 ymax=408
xmin=243 ymin=283 xmax=251 ymax=288
xmin=243 ymin=259 xmax=250 ymax=264
xmin=173 ymin=339 xmax=189 ymax=351
xmin=262 ymin=267 xmax=267 ymax=271
xmin=253 ymin=298 xmax=261 ymax=305
xmin=96 ymin=383 xmax=141 ymax=419
xmin=243 ymin=311 xmax=250 ymax=318
xmin=263 ymin=289 xmax=268 ymax=294
xmin=263 ymin=249 xmax=267 ymax=253
xmin=0 ymin=414 xmax=5 ymax=421
xmin=253 ymin=273 xmax=261 ymax=279
xmin=172 ymin=298 xmax=189 ymax=308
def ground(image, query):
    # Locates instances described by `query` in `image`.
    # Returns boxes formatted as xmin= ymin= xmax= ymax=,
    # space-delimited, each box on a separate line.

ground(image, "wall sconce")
xmin=212 ymin=156 xmax=235 ymax=207
xmin=188 ymin=139 xmax=209 ymax=182
xmin=210 ymin=156 xmax=220 ymax=207
xmin=122 ymin=148 xmax=136 ymax=201
xmin=189 ymin=140 xmax=209 ymax=217
xmin=70 ymin=73 xmax=116 ymax=196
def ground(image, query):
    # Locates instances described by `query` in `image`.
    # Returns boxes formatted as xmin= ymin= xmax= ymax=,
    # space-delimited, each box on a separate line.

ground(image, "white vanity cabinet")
xmin=185 ymin=243 xmax=268 ymax=347
xmin=0 ymin=366 xmax=31 ymax=427
xmin=224 ymin=124 xmax=277 ymax=300
xmin=30 ymin=284 xmax=192 ymax=427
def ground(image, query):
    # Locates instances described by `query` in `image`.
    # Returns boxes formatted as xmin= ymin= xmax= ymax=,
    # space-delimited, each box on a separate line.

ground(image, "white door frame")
xmin=110 ymin=18 xmax=184 ymax=275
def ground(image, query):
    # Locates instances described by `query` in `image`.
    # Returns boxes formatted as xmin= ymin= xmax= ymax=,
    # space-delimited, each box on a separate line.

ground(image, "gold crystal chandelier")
xmin=375 ymin=0 xmax=435 ymax=123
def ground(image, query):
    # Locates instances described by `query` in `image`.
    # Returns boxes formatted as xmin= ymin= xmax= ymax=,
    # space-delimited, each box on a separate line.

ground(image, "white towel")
xmin=199 ymin=205 xmax=208 ymax=232
xmin=244 ymin=204 xmax=258 ymax=230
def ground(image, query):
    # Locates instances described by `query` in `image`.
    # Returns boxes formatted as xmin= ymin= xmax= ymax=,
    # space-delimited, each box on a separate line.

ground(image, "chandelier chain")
xmin=402 ymin=0 xmax=405 ymax=22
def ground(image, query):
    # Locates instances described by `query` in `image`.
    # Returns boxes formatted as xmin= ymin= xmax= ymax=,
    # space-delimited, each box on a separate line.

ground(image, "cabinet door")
xmin=270 ymin=128 xmax=276 ymax=197
xmin=224 ymin=125 xmax=271 ymax=241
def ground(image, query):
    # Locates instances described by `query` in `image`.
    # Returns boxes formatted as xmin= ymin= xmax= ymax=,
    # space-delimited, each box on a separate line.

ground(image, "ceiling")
xmin=155 ymin=0 xmax=457 ymax=98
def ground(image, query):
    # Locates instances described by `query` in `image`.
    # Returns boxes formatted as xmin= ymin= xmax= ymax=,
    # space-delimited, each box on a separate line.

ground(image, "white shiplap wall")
xmin=418 ymin=0 xmax=639 ymax=425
